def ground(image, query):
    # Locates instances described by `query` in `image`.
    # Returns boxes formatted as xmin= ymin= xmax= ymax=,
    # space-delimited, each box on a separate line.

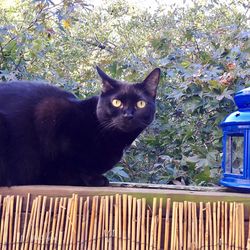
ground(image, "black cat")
xmin=0 ymin=67 xmax=160 ymax=186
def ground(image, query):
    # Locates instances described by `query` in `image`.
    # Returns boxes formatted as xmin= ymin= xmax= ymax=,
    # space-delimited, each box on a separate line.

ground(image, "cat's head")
xmin=96 ymin=67 xmax=160 ymax=133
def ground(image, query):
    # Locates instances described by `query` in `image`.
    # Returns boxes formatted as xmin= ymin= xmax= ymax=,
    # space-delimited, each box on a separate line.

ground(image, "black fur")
xmin=0 ymin=67 xmax=160 ymax=186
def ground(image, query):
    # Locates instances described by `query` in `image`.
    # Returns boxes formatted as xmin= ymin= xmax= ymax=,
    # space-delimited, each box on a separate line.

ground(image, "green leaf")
xmin=181 ymin=61 xmax=191 ymax=68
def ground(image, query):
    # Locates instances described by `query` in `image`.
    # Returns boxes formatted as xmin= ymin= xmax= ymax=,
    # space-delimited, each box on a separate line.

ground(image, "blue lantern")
xmin=220 ymin=87 xmax=250 ymax=191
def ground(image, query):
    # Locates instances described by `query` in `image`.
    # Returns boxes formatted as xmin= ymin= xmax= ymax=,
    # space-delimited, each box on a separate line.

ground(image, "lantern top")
xmin=234 ymin=87 xmax=250 ymax=109
xmin=221 ymin=87 xmax=250 ymax=127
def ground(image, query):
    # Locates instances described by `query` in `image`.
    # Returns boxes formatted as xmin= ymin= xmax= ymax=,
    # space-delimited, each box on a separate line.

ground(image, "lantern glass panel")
xmin=225 ymin=135 xmax=244 ymax=175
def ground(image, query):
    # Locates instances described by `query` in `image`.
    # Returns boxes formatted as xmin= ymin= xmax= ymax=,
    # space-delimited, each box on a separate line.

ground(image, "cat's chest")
xmin=76 ymin=131 xmax=125 ymax=172
xmin=88 ymin=130 xmax=127 ymax=155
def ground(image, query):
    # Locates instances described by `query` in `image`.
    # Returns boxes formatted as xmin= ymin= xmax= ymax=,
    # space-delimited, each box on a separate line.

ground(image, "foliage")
xmin=0 ymin=0 xmax=249 ymax=185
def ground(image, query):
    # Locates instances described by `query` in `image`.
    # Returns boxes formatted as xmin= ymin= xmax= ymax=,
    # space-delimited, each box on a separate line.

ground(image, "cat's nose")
xmin=123 ymin=112 xmax=134 ymax=120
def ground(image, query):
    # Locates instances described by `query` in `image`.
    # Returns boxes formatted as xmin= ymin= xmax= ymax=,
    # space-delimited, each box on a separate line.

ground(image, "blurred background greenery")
xmin=0 ymin=0 xmax=249 ymax=186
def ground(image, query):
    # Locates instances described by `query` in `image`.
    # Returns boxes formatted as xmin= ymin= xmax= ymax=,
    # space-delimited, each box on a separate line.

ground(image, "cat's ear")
xmin=142 ymin=68 xmax=161 ymax=99
xmin=96 ymin=66 xmax=117 ymax=93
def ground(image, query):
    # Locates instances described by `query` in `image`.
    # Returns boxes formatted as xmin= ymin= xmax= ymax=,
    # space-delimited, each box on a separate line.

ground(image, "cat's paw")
xmin=84 ymin=175 xmax=109 ymax=186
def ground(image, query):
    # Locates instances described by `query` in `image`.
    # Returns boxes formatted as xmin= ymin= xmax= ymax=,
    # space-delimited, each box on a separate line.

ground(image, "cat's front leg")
xmin=82 ymin=174 xmax=109 ymax=186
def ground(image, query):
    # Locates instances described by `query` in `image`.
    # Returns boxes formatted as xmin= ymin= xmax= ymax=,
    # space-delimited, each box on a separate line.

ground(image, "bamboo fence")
xmin=0 ymin=193 xmax=249 ymax=249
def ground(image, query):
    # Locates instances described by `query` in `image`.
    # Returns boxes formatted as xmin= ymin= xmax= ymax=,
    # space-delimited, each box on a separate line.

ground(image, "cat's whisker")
xmin=98 ymin=120 xmax=117 ymax=134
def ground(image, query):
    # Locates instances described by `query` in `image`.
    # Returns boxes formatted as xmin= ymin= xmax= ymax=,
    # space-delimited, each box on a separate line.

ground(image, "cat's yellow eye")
xmin=112 ymin=99 xmax=122 ymax=108
xmin=136 ymin=100 xmax=146 ymax=109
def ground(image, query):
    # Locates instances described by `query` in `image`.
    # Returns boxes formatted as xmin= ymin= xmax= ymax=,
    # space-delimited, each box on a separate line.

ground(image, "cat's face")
xmin=96 ymin=67 xmax=160 ymax=133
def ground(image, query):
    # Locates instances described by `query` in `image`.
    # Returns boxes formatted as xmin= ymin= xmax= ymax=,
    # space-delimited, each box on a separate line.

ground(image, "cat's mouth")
xmin=114 ymin=118 xmax=147 ymax=133
xmin=99 ymin=117 xmax=148 ymax=133
xmin=117 ymin=123 xmax=137 ymax=132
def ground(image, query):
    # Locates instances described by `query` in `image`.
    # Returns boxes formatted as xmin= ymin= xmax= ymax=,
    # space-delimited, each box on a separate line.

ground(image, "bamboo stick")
xmin=149 ymin=198 xmax=157 ymax=250
xmin=63 ymin=197 xmax=73 ymax=250
xmin=178 ymin=202 xmax=183 ymax=249
xmin=118 ymin=195 xmax=122 ymax=250
xmin=45 ymin=198 xmax=53 ymax=250
xmin=24 ymin=197 xmax=37 ymax=250
xmin=192 ymin=202 xmax=198 ymax=250
xmin=183 ymin=201 xmax=187 ymax=250
xmin=80 ymin=198 xmax=87 ymax=250
xmin=74 ymin=195 xmax=79 ymax=249
xmin=50 ymin=197 xmax=59 ymax=250
xmin=221 ymin=201 xmax=225 ymax=250
xmin=55 ymin=198 xmax=63 ymax=250
xmin=12 ymin=195 xmax=19 ymax=250
xmin=11 ymin=195 xmax=18 ymax=250
xmin=225 ymin=202 xmax=228 ymax=250
xmin=239 ymin=203 xmax=246 ymax=249
xmin=136 ymin=199 xmax=142 ymax=250
xmin=175 ymin=202 xmax=180 ymax=250
xmin=122 ymin=194 xmax=127 ymax=250
xmin=157 ymin=198 xmax=162 ymax=250
xmin=65 ymin=197 xmax=73 ymax=250
xmin=96 ymin=196 xmax=104 ymax=250
xmin=187 ymin=202 xmax=191 ymax=250
xmin=247 ymin=208 xmax=250 ymax=250
xmin=238 ymin=203 xmax=242 ymax=249
xmin=192 ymin=202 xmax=195 ymax=250
xmin=101 ymin=197 xmax=105 ymax=250
xmin=1 ymin=196 xmax=8 ymax=250
xmin=176 ymin=207 xmax=179 ymax=250
xmin=58 ymin=197 xmax=66 ymax=250
xmin=164 ymin=198 xmax=171 ymax=250
xmin=213 ymin=202 xmax=217 ymax=250
xmin=72 ymin=195 xmax=79 ymax=250
xmin=67 ymin=197 xmax=73 ymax=250
xmin=104 ymin=196 xmax=109 ymax=250
xmin=233 ymin=202 xmax=236 ymax=248
xmin=217 ymin=201 xmax=220 ymax=250
xmin=141 ymin=198 xmax=146 ymax=250
xmin=0 ymin=194 xmax=2 ymax=246
xmin=229 ymin=202 xmax=233 ymax=250
xmin=114 ymin=194 xmax=119 ymax=250
xmin=88 ymin=196 xmax=96 ymax=250
xmin=170 ymin=202 xmax=176 ymax=250
xmin=127 ymin=195 xmax=132 ymax=250
xmin=16 ymin=196 xmax=23 ymax=250
xmin=109 ymin=196 xmax=113 ymax=250
xmin=198 ymin=202 xmax=204 ymax=250
xmin=41 ymin=211 xmax=49 ymax=250
xmin=131 ymin=197 xmax=136 ymax=250
xmin=205 ymin=203 xmax=209 ymax=250
xmin=77 ymin=197 xmax=83 ymax=250
xmin=235 ymin=203 xmax=239 ymax=249
xmin=0 ymin=195 xmax=4 ymax=248
xmin=84 ymin=197 xmax=89 ymax=250
xmin=29 ymin=197 xmax=39 ymax=250
xmin=0 ymin=195 xmax=7 ymax=248
xmin=8 ymin=196 xmax=14 ymax=250
xmin=238 ymin=203 xmax=241 ymax=249
xmin=68 ymin=196 xmax=75 ymax=250
xmin=34 ymin=195 xmax=42 ymax=250
xmin=146 ymin=210 xmax=150 ymax=250
xmin=3 ymin=196 xmax=10 ymax=250
xmin=153 ymin=215 xmax=157 ymax=250
xmin=70 ymin=195 xmax=78 ymax=250
xmin=63 ymin=198 xmax=72 ymax=250
xmin=92 ymin=195 xmax=98 ymax=250
xmin=81 ymin=199 xmax=88 ymax=250
xmin=38 ymin=196 xmax=47 ymax=250
xmin=207 ymin=203 xmax=213 ymax=250
xmin=241 ymin=203 xmax=245 ymax=249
